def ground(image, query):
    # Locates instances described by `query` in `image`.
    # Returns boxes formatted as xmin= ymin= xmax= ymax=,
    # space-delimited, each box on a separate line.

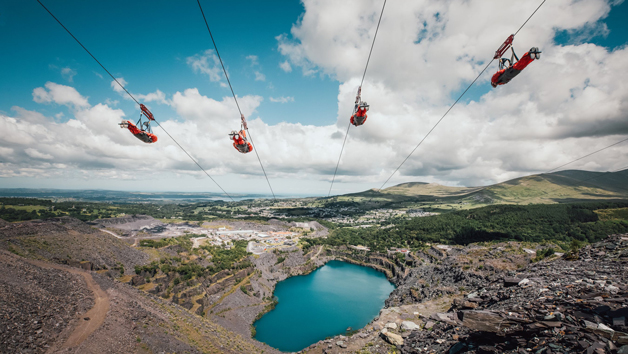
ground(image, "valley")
xmin=1 ymin=171 xmax=627 ymax=353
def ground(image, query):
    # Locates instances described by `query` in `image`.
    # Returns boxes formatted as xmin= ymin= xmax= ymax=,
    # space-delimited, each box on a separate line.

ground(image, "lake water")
xmin=254 ymin=260 xmax=395 ymax=352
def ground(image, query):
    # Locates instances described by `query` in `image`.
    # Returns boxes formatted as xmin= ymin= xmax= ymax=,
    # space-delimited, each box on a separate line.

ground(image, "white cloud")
xmin=187 ymin=49 xmax=223 ymax=83
xmin=254 ymin=71 xmax=266 ymax=81
xmin=3 ymin=1 xmax=628 ymax=196
xmin=32 ymin=82 xmax=90 ymax=109
xmin=25 ymin=148 xmax=54 ymax=160
xmin=110 ymin=77 xmax=127 ymax=94
xmin=269 ymin=96 xmax=294 ymax=103
xmin=136 ymin=90 xmax=169 ymax=105
xmin=61 ymin=67 xmax=77 ymax=82
xmin=279 ymin=60 xmax=292 ymax=73
xmin=105 ymin=98 xmax=119 ymax=106
xmin=246 ymin=55 xmax=259 ymax=66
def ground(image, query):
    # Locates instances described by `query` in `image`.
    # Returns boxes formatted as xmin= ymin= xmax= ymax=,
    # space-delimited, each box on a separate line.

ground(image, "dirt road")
xmin=25 ymin=258 xmax=110 ymax=349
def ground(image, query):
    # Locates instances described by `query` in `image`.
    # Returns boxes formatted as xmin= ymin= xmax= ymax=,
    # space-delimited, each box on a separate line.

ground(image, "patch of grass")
xmin=533 ymin=248 xmax=556 ymax=262
xmin=595 ymin=207 xmax=628 ymax=221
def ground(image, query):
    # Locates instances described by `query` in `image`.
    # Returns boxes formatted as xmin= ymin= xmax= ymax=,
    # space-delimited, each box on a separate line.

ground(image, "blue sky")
xmin=0 ymin=0 xmax=339 ymax=127
xmin=1 ymin=0 xmax=627 ymax=197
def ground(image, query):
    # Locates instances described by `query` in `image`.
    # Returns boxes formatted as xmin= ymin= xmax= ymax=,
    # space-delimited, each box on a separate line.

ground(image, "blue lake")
xmin=254 ymin=260 xmax=395 ymax=352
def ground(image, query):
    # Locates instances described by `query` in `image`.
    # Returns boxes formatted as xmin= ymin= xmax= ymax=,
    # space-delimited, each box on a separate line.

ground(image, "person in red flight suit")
xmin=119 ymin=104 xmax=157 ymax=143
xmin=350 ymin=86 xmax=370 ymax=127
xmin=120 ymin=120 xmax=158 ymax=143
xmin=491 ymin=47 xmax=541 ymax=88
xmin=230 ymin=130 xmax=253 ymax=153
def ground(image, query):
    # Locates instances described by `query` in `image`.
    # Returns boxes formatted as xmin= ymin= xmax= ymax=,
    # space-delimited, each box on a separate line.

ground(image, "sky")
xmin=0 ymin=0 xmax=627 ymax=197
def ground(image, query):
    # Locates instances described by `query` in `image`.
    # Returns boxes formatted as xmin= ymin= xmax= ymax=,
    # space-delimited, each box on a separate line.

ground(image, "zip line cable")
xmin=328 ymin=123 xmax=352 ymax=197
xmin=361 ymin=0 xmax=387 ymax=88
xmin=370 ymin=0 xmax=548 ymax=198
xmin=196 ymin=0 xmax=276 ymax=201
xmin=544 ymin=136 xmax=628 ymax=175
xmin=37 ymin=0 xmax=234 ymax=202
xmin=36 ymin=0 xmax=139 ymax=106
xmin=328 ymin=0 xmax=387 ymax=197
xmin=516 ymin=165 xmax=628 ymax=204
xmin=464 ymin=136 xmax=628 ymax=202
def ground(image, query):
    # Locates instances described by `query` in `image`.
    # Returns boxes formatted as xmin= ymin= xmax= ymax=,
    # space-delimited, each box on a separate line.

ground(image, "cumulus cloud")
xmin=32 ymin=82 xmax=89 ymax=109
xmin=109 ymin=78 xmax=170 ymax=105
xmin=110 ymin=77 xmax=127 ymax=94
xmin=279 ymin=60 xmax=292 ymax=73
xmin=187 ymin=49 xmax=224 ymax=84
xmin=254 ymin=71 xmax=266 ymax=81
xmin=246 ymin=55 xmax=259 ymax=66
xmin=269 ymin=96 xmax=294 ymax=103
xmin=246 ymin=54 xmax=266 ymax=81
xmin=3 ymin=0 xmax=628 ymax=195
xmin=61 ymin=67 xmax=77 ymax=82
xmin=136 ymin=90 xmax=169 ymax=105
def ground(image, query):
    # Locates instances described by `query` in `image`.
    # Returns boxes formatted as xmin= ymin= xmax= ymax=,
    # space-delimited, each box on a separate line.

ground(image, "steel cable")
xmin=369 ymin=0 xmax=549 ymax=199
xmin=37 ymin=0 xmax=234 ymax=202
xmin=328 ymin=0 xmax=387 ymax=197
xmin=196 ymin=0 xmax=276 ymax=201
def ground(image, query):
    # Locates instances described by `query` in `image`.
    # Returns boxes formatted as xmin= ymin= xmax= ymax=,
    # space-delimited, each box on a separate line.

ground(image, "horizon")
xmin=1 ymin=167 xmax=626 ymax=200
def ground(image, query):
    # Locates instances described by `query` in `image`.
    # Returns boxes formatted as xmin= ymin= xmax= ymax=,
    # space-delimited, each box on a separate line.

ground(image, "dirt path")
xmin=312 ymin=245 xmax=324 ymax=259
xmin=25 ymin=258 xmax=110 ymax=349
xmin=99 ymin=228 xmax=123 ymax=239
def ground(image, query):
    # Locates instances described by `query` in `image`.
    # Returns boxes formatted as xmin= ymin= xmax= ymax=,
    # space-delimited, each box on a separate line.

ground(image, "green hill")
xmin=335 ymin=169 xmax=628 ymax=208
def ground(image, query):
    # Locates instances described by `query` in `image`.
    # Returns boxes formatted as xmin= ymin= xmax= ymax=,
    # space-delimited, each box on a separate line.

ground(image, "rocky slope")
xmin=0 ymin=216 xmax=148 ymax=273
xmin=301 ymin=235 xmax=628 ymax=354
xmin=0 ymin=250 xmax=93 ymax=353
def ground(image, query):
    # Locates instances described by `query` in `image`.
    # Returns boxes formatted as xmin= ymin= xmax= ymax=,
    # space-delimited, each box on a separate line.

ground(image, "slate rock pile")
xmin=0 ymin=252 xmax=93 ymax=353
xmin=398 ymin=234 xmax=628 ymax=354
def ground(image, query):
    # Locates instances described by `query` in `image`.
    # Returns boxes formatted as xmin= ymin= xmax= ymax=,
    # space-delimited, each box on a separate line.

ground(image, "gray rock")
xmin=385 ymin=322 xmax=397 ymax=329
xmin=503 ymin=277 xmax=521 ymax=287
xmin=380 ymin=329 xmax=404 ymax=346
xmin=618 ymin=345 xmax=628 ymax=354
xmin=462 ymin=310 xmax=515 ymax=332
xmin=400 ymin=321 xmax=421 ymax=331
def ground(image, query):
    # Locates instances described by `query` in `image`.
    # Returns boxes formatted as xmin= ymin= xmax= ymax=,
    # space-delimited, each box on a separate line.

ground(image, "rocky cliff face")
xmin=302 ymin=235 xmax=628 ymax=354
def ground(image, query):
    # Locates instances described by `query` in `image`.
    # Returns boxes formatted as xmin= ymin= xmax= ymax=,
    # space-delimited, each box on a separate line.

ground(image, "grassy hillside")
xmin=335 ymin=170 xmax=628 ymax=209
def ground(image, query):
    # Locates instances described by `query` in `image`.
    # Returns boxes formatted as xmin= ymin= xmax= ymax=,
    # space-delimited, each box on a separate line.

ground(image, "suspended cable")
xmin=196 ymin=0 xmax=276 ymax=201
xmin=37 ymin=0 xmax=234 ymax=202
xmin=328 ymin=0 xmax=387 ymax=197
xmin=361 ymin=0 xmax=387 ymax=88
xmin=370 ymin=0 xmax=548 ymax=197
xmin=517 ymin=165 xmax=628 ymax=204
xmin=328 ymin=123 xmax=352 ymax=197
xmin=36 ymin=0 xmax=138 ymax=105
xmin=465 ymin=136 xmax=628 ymax=202
xmin=544 ymin=136 xmax=628 ymax=175
xmin=514 ymin=0 xmax=547 ymax=36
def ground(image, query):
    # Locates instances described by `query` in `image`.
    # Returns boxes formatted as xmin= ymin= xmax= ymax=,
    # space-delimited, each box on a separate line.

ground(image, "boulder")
xmin=503 ymin=277 xmax=521 ymax=287
xmin=335 ymin=341 xmax=346 ymax=348
xmin=618 ymin=346 xmax=628 ymax=354
xmin=385 ymin=322 xmax=398 ymax=330
xmin=130 ymin=275 xmax=145 ymax=286
xmin=400 ymin=321 xmax=421 ymax=331
xmin=461 ymin=311 xmax=515 ymax=332
xmin=380 ymin=329 xmax=404 ymax=346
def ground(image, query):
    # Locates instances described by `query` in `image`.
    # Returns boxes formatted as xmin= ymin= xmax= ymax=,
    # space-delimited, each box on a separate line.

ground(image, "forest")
xmin=303 ymin=201 xmax=628 ymax=252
